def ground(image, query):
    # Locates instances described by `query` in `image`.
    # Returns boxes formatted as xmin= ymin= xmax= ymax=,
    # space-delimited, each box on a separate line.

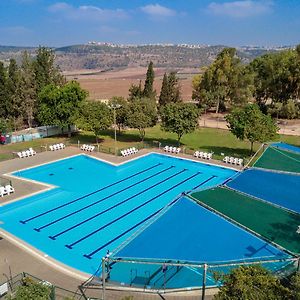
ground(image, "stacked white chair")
xmin=223 ymin=156 xmax=243 ymax=166
xmin=81 ymin=144 xmax=95 ymax=152
xmin=17 ymin=148 xmax=37 ymax=158
xmin=0 ymin=184 xmax=15 ymax=197
xmin=49 ymin=143 xmax=65 ymax=151
xmin=193 ymin=151 xmax=213 ymax=160
xmin=163 ymin=145 xmax=181 ymax=154
xmin=121 ymin=147 xmax=138 ymax=157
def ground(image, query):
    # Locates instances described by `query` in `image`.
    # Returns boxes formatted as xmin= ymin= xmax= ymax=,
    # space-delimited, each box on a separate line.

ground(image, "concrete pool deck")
xmin=0 ymin=146 xmax=233 ymax=298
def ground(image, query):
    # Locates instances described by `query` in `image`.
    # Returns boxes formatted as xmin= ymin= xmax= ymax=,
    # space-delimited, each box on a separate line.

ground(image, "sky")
xmin=0 ymin=0 xmax=299 ymax=47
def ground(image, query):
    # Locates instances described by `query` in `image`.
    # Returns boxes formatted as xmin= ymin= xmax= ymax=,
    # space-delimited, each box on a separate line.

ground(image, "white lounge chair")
xmin=89 ymin=145 xmax=95 ymax=152
xmin=132 ymin=147 xmax=138 ymax=154
xmin=0 ymin=186 xmax=7 ymax=197
xmin=223 ymin=156 xmax=229 ymax=163
xmin=194 ymin=151 xmax=199 ymax=157
xmin=202 ymin=152 xmax=208 ymax=159
xmin=164 ymin=146 xmax=169 ymax=152
xmin=17 ymin=152 xmax=23 ymax=158
xmin=229 ymin=157 xmax=235 ymax=164
xmin=238 ymin=158 xmax=243 ymax=166
xmin=5 ymin=185 xmax=14 ymax=195
xmin=59 ymin=143 xmax=65 ymax=149
xmin=176 ymin=148 xmax=181 ymax=154
xmin=29 ymin=148 xmax=36 ymax=155
xmin=207 ymin=153 xmax=212 ymax=160
xmin=81 ymin=144 xmax=87 ymax=150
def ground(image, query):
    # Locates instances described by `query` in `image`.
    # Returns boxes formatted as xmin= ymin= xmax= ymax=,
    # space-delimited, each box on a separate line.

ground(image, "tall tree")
xmin=7 ymin=59 xmax=22 ymax=131
xmin=214 ymin=265 xmax=290 ymax=300
xmin=225 ymin=104 xmax=278 ymax=152
xmin=34 ymin=46 xmax=65 ymax=93
xmin=159 ymin=72 xmax=181 ymax=106
xmin=76 ymin=101 xmax=112 ymax=142
xmin=0 ymin=62 xmax=8 ymax=118
xmin=18 ymin=51 xmax=37 ymax=128
xmin=125 ymin=98 xmax=157 ymax=141
xmin=193 ymin=48 xmax=253 ymax=112
xmin=143 ymin=61 xmax=156 ymax=99
xmin=160 ymin=102 xmax=200 ymax=145
xmin=38 ymin=81 xmax=88 ymax=136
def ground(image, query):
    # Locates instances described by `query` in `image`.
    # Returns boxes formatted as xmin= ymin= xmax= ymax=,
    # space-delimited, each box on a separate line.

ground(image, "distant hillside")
xmin=0 ymin=43 xmax=286 ymax=71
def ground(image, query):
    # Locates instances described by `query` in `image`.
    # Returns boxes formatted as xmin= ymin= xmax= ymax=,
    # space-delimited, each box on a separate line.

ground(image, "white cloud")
xmin=207 ymin=1 xmax=273 ymax=18
xmin=48 ymin=2 xmax=128 ymax=22
xmin=141 ymin=4 xmax=176 ymax=18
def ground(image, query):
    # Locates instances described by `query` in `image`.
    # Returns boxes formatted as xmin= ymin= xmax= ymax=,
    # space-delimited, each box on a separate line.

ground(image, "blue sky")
xmin=0 ymin=0 xmax=299 ymax=47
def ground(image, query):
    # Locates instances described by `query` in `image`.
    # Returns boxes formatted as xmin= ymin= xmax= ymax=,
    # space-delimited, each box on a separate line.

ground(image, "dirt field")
xmin=64 ymin=67 xmax=196 ymax=101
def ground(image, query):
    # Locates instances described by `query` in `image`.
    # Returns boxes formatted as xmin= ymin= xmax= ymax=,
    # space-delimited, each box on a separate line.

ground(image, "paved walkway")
xmin=0 ymin=147 xmax=223 ymax=298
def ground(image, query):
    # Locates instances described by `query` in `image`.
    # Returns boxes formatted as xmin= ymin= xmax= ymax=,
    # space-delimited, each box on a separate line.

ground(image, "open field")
xmin=64 ymin=67 xmax=197 ymax=100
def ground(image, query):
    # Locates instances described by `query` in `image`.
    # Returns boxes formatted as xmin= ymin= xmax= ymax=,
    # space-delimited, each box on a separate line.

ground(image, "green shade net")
xmin=254 ymin=147 xmax=300 ymax=174
xmin=191 ymin=187 xmax=300 ymax=254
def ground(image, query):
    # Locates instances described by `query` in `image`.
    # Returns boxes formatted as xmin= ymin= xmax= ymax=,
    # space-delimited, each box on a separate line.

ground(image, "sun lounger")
xmin=238 ymin=158 xmax=243 ymax=166
xmin=207 ymin=153 xmax=212 ymax=160
xmin=29 ymin=148 xmax=36 ymax=155
xmin=164 ymin=146 xmax=169 ymax=152
xmin=176 ymin=148 xmax=181 ymax=154
xmin=4 ymin=185 xmax=14 ymax=195
xmin=0 ymin=186 xmax=8 ymax=197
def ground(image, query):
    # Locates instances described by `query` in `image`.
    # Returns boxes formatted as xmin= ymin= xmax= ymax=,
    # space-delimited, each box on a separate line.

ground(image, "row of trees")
xmin=193 ymin=45 xmax=300 ymax=119
xmin=0 ymin=48 xmax=65 ymax=132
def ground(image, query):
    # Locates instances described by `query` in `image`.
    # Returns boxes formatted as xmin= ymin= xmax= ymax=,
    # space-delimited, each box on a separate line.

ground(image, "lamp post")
xmin=109 ymin=103 xmax=121 ymax=156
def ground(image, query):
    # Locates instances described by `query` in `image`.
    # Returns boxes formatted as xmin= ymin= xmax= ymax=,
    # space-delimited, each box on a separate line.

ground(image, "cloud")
xmin=141 ymin=4 xmax=176 ymax=18
xmin=207 ymin=1 xmax=273 ymax=18
xmin=48 ymin=2 xmax=128 ymax=22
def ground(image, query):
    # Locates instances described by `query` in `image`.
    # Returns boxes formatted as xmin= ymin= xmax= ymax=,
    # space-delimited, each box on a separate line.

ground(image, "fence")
xmin=5 ymin=125 xmax=77 ymax=145
xmin=0 ymin=272 xmax=82 ymax=300
xmin=77 ymin=256 xmax=298 ymax=300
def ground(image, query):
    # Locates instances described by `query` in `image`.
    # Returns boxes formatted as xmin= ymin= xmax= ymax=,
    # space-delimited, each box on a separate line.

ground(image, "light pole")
xmin=109 ymin=104 xmax=121 ymax=156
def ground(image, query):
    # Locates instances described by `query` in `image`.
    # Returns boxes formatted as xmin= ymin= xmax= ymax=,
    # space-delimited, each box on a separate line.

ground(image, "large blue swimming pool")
xmin=0 ymin=153 xmax=236 ymax=276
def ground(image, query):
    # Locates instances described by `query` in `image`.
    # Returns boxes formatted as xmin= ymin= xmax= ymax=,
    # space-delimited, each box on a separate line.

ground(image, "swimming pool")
xmin=0 ymin=153 xmax=236 ymax=276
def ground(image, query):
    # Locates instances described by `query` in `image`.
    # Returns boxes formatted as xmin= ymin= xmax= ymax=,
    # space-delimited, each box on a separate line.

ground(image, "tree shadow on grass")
xmin=201 ymin=145 xmax=252 ymax=158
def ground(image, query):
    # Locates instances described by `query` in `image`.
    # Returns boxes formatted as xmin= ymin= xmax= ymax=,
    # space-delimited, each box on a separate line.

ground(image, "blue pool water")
xmin=227 ymin=168 xmax=300 ymax=213
xmin=0 ymin=153 xmax=235 ymax=276
xmin=110 ymin=197 xmax=291 ymax=288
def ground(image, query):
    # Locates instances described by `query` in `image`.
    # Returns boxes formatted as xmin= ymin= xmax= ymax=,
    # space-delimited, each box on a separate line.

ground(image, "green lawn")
xmin=0 ymin=125 xmax=299 ymax=162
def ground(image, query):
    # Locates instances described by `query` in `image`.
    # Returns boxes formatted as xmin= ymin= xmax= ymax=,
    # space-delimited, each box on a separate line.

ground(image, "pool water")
xmin=0 ymin=154 xmax=235 ymax=275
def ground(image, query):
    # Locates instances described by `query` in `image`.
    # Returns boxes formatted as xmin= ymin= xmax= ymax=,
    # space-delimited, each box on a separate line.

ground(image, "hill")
xmin=0 ymin=43 xmax=284 ymax=71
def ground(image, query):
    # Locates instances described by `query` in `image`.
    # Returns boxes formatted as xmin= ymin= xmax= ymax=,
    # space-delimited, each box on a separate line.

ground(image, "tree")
xmin=128 ymin=81 xmax=143 ymax=101
xmin=290 ymin=272 xmax=300 ymax=299
xmin=225 ymin=104 xmax=278 ymax=153
xmin=7 ymin=59 xmax=22 ymax=131
xmin=108 ymin=96 xmax=129 ymax=132
xmin=214 ymin=265 xmax=290 ymax=300
xmin=76 ymin=101 xmax=112 ymax=142
xmin=18 ymin=51 xmax=37 ymax=128
xmin=158 ymin=72 xmax=181 ymax=106
xmin=160 ymin=103 xmax=200 ymax=145
xmin=34 ymin=46 xmax=65 ymax=94
xmin=193 ymin=48 xmax=253 ymax=112
xmin=6 ymin=277 xmax=51 ymax=300
xmin=38 ymin=81 xmax=88 ymax=136
xmin=143 ymin=61 xmax=156 ymax=99
xmin=250 ymin=46 xmax=300 ymax=105
xmin=125 ymin=98 xmax=157 ymax=141
xmin=0 ymin=62 xmax=9 ymax=119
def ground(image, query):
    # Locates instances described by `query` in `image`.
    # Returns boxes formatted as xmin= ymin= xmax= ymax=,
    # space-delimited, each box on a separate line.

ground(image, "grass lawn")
xmin=0 ymin=125 xmax=299 ymax=162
